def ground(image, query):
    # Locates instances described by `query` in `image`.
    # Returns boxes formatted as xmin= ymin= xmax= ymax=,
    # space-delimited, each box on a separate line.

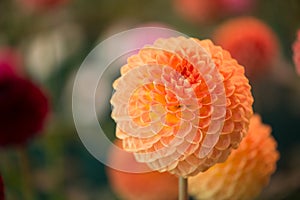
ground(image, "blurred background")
xmin=0 ymin=0 xmax=300 ymax=199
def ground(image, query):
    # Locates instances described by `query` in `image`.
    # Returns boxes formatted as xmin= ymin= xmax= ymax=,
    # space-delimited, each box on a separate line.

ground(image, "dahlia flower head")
xmin=213 ymin=17 xmax=279 ymax=78
xmin=292 ymin=29 xmax=300 ymax=75
xmin=107 ymin=140 xmax=178 ymax=200
xmin=111 ymin=36 xmax=253 ymax=177
xmin=189 ymin=114 xmax=279 ymax=200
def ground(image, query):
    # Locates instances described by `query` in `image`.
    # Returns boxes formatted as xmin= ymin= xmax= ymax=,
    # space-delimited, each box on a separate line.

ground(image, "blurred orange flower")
xmin=293 ymin=29 xmax=300 ymax=75
xmin=106 ymin=140 xmax=178 ymax=200
xmin=111 ymin=37 xmax=253 ymax=177
xmin=173 ymin=0 xmax=255 ymax=25
xmin=213 ymin=17 xmax=279 ymax=78
xmin=173 ymin=0 xmax=221 ymax=24
xmin=189 ymin=114 xmax=279 ymax=200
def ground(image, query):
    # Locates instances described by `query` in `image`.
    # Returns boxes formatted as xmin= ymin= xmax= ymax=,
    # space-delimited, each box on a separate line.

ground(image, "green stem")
xmin=179 ymin=177 xmax=188 ymax=200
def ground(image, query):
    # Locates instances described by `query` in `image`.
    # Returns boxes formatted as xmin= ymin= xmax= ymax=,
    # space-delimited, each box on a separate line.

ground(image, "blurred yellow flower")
xmin=189 ymin=114 xmax=279 ymax=200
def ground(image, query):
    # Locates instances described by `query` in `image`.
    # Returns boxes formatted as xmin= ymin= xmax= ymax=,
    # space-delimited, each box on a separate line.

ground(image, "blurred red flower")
xmin=292 ymin=29 xmax=300 ymax=75
xmin=213 ymin=17 xmax=279 ymax=78
xmin=0 ymin=72 xmax=49 ymax=146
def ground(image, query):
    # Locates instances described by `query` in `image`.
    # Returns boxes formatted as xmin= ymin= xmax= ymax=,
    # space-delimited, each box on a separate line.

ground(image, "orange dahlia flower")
xmin=213 ymin=17 xmax=279 ymax=78
xmin=189 ymin=114 xmax=279 ymax=200
xmin=107 ymin=140 xmax=178 ymax=200
xmin=293 ymin=29 xmax=300 ymax=75
xmin=111 ymin=37 xmax=253 ymax=177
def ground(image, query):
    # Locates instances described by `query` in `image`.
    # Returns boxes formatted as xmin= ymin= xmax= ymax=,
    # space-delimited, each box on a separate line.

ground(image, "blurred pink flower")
xmin=292 ymin=29 xmax=300 ymax=75
xmin=220 ymin=0 xmax=255 ymax=14
xmin=0 ymin=47 xmax=23 ymax=76
xmin=18 ymin=0 xmax=69 ymax=11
